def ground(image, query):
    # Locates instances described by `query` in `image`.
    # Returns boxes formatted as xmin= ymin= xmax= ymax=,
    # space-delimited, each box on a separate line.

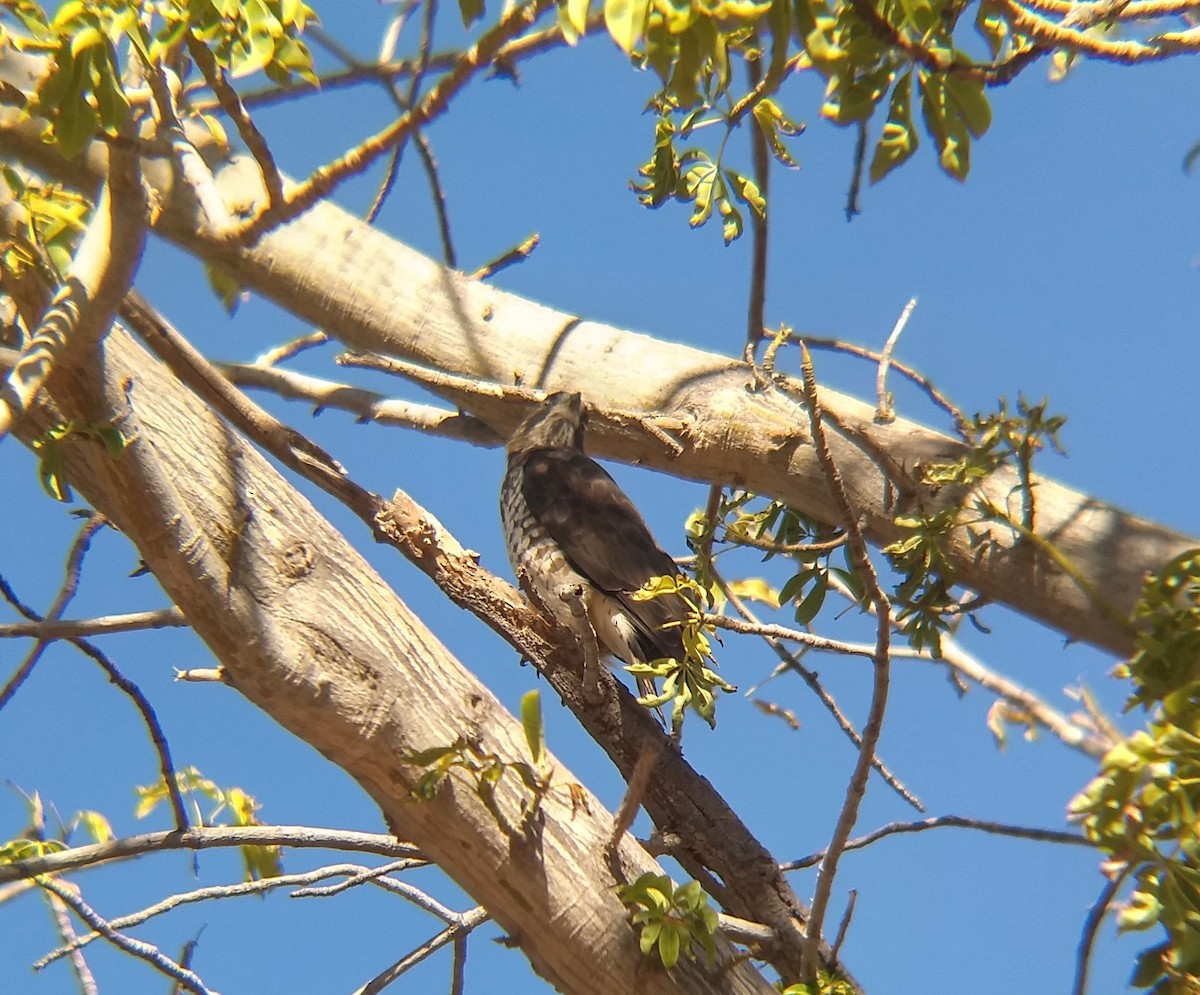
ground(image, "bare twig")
xmin=186 ymin=33 xmax=286 ymax=212
xmin=0 ymin=514 xmax=107 ymax=708
xmin=120 ymin=292 xmax=347 ymax=483
xmin=218 ymin=361 xmax=502 ymax=445
xmin=0 ymin=606 xmax=188 ymax=640
xmin=801 ymin=335 xmax=968 ymax=437
xmin=705 ymin=613 xmax=877 ymax=657
xmin=745 ymin=54 xmax=770 ymax=353
xmin=251 ymin=330 xmax=329 ymax=367
xmin=38 ymin=861 xmax=423 ymax=967
xmin=36 ymin=877 xmax=215 ymax=995
xmin=782 ymin=814 xmax=1091 ymax=871
xmin=1072 ymin=870 xmax=1126 ymax=995
xmin=608 ymin=738 xmax=665 ymax=854
xmin=43 ymin=887 xmax=98 ymax=995
xmin=718 ymin=529 xmax=847 ymax=557
xmin=354 ymin=906 xmax=490 ymax=995
xmin=831 ymin=890 xmax=856 ymax=961
xmin=469 ymin=233 xmax=540 ymax=280
xmin=874 ymin=297 xmax=917 ymax=423
xmin=0 ymin=546 xmax=190 ymax=832
xmin=798 ymin=343 xmax=893 ymax=977
xmin=709 ymin=567 xmax=920 ymax=809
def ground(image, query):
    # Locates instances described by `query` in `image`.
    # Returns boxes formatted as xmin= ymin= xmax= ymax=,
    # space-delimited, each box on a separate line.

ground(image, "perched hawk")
xmin=500 ymin=392 xmax=692 ymax=696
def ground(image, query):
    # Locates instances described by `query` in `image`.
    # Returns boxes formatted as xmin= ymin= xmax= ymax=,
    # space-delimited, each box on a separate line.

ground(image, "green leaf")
xmin=944 ymin=74 xmax=991 ymax=138
xmin=605 ymin=0 xmax=649 ymax=54
xmin=521 ymin=690 xmax=545 ymax=767
xmin=870 ymin=70 xmax=918 ymax=184
xmin=657 ymin=922 xmax=681 ymax=968
xmin=560 ymin=0 xmax=591 ymax=42
xmin=458 ymin=0 xmax=485 ymax=27
xmin=793 ymin=575 xmax=827 ymax=624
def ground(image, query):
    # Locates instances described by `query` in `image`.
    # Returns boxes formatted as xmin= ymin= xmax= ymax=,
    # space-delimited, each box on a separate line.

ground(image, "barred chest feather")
xmin=501 ymin=460 xmax=587 ymax=628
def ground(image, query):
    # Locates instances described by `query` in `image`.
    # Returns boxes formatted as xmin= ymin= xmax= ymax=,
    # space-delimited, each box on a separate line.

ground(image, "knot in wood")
xmin=280 ymin=540 xmax=316 ymax=579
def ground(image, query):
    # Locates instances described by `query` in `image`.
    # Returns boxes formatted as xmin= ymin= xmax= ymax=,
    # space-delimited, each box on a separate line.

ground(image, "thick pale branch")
xmin=5 ymin=310 xmax=775 ymax=993
xmin=0 ymin=98 xmax=1191 ymax=656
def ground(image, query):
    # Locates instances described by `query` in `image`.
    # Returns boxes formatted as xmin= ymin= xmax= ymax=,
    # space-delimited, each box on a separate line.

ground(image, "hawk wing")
xmin=521 ymin=447 xmax=689 ymax=664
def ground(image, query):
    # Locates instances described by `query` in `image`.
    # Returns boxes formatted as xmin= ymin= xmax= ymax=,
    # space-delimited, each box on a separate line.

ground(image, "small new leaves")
xmin=1068 ymin=550 xmax=1200 ymax=991
xmin=31 ymin=420 xmax=127 ymax=503
xmin=884 ymin=509 xmax=959 ymax=656
xmin=628 ymin=575 xmax=736 ymax=732
xmin=617 ymin=873 xmax=719 ymax=970
xmin=0 ymin=167 xmax=90 ymax=279
xmin=137 ymin=766 xmax=282 ymax=880
xmin=401 ymin=704 xmax=552 ymax=830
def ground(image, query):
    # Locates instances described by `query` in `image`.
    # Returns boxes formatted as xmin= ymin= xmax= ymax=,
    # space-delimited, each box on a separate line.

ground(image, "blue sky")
xmin=3 ymin=3 xmax=1199 ymax=993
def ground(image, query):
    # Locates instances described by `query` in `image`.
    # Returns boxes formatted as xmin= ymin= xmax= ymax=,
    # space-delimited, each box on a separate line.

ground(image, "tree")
xmin=0 ymin=3 xmax=1197 ymax=994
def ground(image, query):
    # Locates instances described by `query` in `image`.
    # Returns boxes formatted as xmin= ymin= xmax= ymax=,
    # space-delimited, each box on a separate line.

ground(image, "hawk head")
xmin=507 ymin=392 xmax=586 ymax=455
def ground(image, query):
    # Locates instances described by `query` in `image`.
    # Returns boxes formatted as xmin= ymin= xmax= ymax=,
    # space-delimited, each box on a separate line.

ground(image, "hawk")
xmin=500 ymin=392 xmax=693 ymax=699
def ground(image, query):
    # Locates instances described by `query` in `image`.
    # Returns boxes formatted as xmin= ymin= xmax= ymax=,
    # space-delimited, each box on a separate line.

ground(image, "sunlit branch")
xmin=216 ymin=361 xmax=502 ymax=446
xmin=0 ymin=826 xmax=425 ymax=884
xmin=0 ymin=606 xmax=188 ymax=639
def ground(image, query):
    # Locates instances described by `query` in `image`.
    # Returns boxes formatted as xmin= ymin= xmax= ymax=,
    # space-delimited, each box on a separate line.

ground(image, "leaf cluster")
xmin=0 ymin=167 xmax=90 ymax=281
xmin=31 ymin=420 xmax=128 ymax=503
xmin=402 ymin=691 xmax=552 ymax=829
xmin=628 ymin=574 xmax=736 ymax=732
xmin=616 ymin=872 xmax=719 ymax=970
xmin=1069 ymin=550 xmax=1200 ymax=993
xmin=137 ymin=765 xmax=283 ymax=880
xmin=3 ymin=0 xmax=316 ymax=159
xmin=0 ymin=789 xmax=112 ymax=865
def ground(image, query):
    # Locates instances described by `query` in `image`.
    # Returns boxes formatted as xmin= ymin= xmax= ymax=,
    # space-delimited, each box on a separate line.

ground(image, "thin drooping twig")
xmin=831 ymin=890 xmax=856 ymax=961
xmin=782 ymin=814 xmax=1091 ymax=871
xmin=36 ymin=876 xmax=215 ymax=995
xmin=607 ymin=738 xmax=665 ymax=854
xmin=0 ymin=515 xmax=107 ymax=709
xmin=354 ymin=905 xmax=490 ymax=995
xmin=798 ymin=343 xmax=893 ymax=977
xmin=1071 ymin=869 xmax=1126 ymax=995
xmin=0 ymin=556 xmax=190 ymax=832
xmin=874 ymin=297 xmax=917 ymax=423
xmin=710 ymin=565 xmax=921 ymax=810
